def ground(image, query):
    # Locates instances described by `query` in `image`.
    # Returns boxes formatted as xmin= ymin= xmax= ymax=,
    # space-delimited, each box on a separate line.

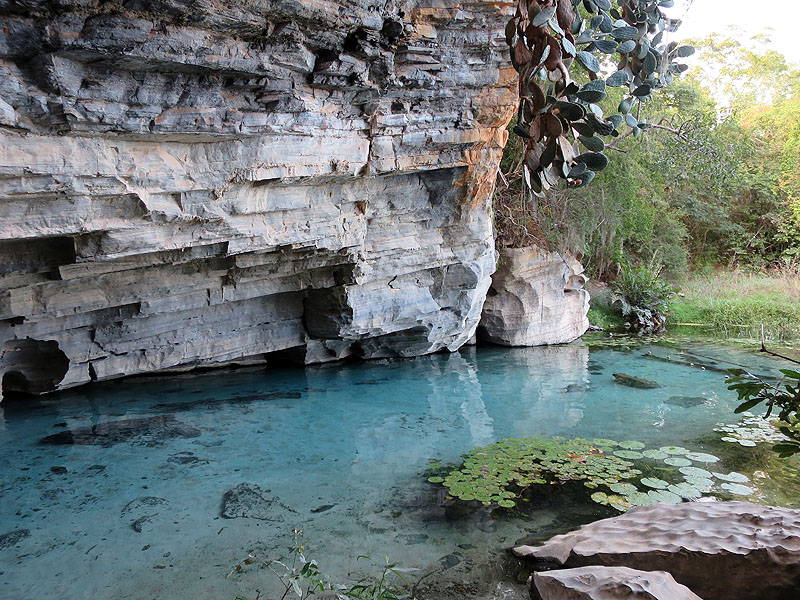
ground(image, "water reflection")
xmin=472 ymin=343 xmax=590 ymax=438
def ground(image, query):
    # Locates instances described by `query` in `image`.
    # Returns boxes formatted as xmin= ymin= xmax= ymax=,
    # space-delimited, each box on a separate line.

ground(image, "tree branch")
xmin=761 ymin=324 xmax=800 ymax=365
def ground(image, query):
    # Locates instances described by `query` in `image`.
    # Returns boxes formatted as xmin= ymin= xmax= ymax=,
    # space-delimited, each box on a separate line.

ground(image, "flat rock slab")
xmin=514 ymin=501 xmax=800 ymax=600
xmin=612 ymin=373 xmax=660 ymax=389
xmin=532 ymin=566 xmax=703 ymax=600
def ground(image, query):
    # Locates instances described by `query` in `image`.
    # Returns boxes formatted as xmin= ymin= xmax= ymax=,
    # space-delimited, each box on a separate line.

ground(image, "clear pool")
xmin=1 ymin=335 xmax=798 ymax=599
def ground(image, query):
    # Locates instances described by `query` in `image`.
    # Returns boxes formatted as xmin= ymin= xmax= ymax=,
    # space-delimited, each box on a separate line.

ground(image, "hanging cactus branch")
xmin=506 ymin=0 xmax=693 ymax=192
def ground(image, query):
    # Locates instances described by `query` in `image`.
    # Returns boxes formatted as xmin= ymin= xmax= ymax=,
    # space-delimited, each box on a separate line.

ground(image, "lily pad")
xmin=713 ymin=471 xmax=750 ymax=483
xmin=679 ymin=466 xmax=713 ymax=479
xmin=664 ymin=457 xmax=692 ymax=467
xmin=721 ymin=482 xmax=754 ymax=495
xmin=427 ymin=476 xmax=444 ymax=483
xmin=685 ymin=452 xmax=720 ymax=463
xmin=609 ymin=482 xmax=638 ymax=495
xmin=683 ymin=477 xmax=715 ymax=492
xmin=592 ymin=438 xmax=619 ymax=447
xmin=609 ymin=496 xmax=632 ymax=511
xmin=659 ymin=446 xmax=689 ymax=455
xmin=641 ymin=477 xmax=669 ymax=489
xmin=591 ymin=491 xmax=610 ymax=505
xmin=737 ymin=439 xmax=757 ymax=447
xmin=618 ymin=441 xmax=646 ymax=450
xmin=642 ymin=450 xmax=669 ymax=460
xmin=626 ymin=491 xmax=657 ymax=506
xmin=647 ymin=489 xmax=682 ymax=504
xmin=667 ymin=482 xmax=702 ymax=499
xmin=614 ymin=450 xmax=644 ymax=459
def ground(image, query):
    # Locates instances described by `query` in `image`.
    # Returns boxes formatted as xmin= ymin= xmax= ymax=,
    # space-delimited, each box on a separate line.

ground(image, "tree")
xmin=505 ymin=0 xmax=694 ymax=193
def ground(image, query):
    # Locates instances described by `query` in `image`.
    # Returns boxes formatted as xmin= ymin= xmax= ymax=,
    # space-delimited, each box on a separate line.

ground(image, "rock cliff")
xmin=0 ymin=0 xmax=517 ymax=395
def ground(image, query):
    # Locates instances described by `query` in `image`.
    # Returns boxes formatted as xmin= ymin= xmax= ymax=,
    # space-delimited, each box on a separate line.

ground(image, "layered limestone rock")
xmin=531 ymin=566 xmax=703 ymax=600
xmin=477 ymin=246 xmax=589 ymax=346
xmin=514 ymin=501 xmax=800 ymax=600
xmin=0 ymin=1 xmax=517 ymax=395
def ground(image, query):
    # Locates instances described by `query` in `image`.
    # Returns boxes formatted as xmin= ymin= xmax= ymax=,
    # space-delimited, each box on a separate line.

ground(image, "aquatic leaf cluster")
xmin=428 ymin=437 xmax=641 ymax=509
xmin=429 ymin=437 xmax=755 ymax=512
xmin=505 ymin=0 xmax=692 ymax=191
xmin=714 ymin=413 xmax=789 ymax=448
xmin=727 ymin=367 xmax=800 ymax=456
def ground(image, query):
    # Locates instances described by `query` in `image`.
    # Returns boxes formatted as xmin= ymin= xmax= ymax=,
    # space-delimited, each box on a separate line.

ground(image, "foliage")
xmin=492 ymin=30 xmax=800 ymax=282
xmin=505 ymin=0 xmax=692 ymax=192
xmin=611 ymin=264 xmax=674 ymax=333
xmin=427 ymin=436 xmax=756 ymax=513
xmin=727 ymin=367 xmax=800 ymax=457
xmin=587 ymin=304 xmax=625 ymax=329
xmin=229 ymin=530 xmax=413 ymax=600
xmin=669 ymin=270 xmax=800 ymax=339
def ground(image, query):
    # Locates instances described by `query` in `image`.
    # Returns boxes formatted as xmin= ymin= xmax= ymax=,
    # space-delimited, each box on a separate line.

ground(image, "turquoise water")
xmin=1 ymin=336 xmax=798 ymax=599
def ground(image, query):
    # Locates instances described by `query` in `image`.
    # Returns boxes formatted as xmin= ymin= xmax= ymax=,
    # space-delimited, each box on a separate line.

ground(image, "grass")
xmin=586 ymin=281 xmax=625 ymax=330
xmin=669 ymin=270 xmax=800 ymax=341
xmin=585 ymin=270 xmax=800 ymax=341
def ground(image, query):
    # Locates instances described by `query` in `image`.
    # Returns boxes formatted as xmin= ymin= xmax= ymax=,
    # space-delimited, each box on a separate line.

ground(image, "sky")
xmin=666 ymin=0 xmax=800 ymax=65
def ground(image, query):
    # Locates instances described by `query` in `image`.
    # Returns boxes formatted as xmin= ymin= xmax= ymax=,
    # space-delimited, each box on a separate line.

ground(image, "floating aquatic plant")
xmin=427 ymin=434 xmax=759 ymax=513
xmin=714 ymin=413 xmax=788 ymax=447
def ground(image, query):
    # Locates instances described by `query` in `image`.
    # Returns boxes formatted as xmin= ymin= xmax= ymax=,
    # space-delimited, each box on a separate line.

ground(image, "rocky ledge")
xmin=531 ymin=566 xmax=702 ymax=600
xmin=0 ymin=1 xmax=518 ymax=395
xmin=514 ymin=501 xmax=800 ymax=600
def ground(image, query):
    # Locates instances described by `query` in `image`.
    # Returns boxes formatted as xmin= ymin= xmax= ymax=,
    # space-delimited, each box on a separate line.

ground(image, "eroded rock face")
xmin=514 ymin=501 xmax=800 ymax=600
xmin=478 ymin=246 xmax=589 ymax=346
xmin=532 ymin=566 xmax=703 ymax=600
xmin=0 ymin=1 xmax=517 ymax=394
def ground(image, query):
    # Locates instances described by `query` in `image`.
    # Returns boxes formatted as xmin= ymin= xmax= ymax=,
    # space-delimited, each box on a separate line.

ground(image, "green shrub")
xmin=612 ymin=266 xmax=674 ymax=333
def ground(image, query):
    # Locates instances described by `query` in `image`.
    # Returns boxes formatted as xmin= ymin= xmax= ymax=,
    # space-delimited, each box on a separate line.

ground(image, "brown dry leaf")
xmin=514 ymin=38 xmax=533 ymax=67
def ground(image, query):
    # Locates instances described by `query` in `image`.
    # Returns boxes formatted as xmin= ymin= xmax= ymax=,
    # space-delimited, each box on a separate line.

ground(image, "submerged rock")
xmin=478 ymin=246 xmax=590 ymax=347
xmin=514 ymin=501 xmax=800 ymax=600
xmin=221 ymin=483 xmax=296 ymax=521
xmin=39 ymin=414 xmax=200 ymax=446
xmin=612 ymin=373 xmax=660 ymax=389
xmin=665 ymin=396 xmax=709 ymax=408
xmin=531 ymin=566 xmax=702 ymax=600
xmin=0 ymin=529 xmax=30 ymax=550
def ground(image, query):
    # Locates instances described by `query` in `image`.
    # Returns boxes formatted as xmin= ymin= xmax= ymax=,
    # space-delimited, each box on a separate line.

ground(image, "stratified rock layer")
xmin=514 ymin=501 xmax=800 ymax=600
xmin=478 ymin=246 xmax=589 ymax=346
xmin=0 ymin=1 xmax=516 ymax=394
xmin=532 ymin=566 xmax=703 ymax=600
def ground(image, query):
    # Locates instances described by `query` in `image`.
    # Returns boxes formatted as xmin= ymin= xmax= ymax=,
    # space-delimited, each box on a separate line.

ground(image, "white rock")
xmin=478 ymin=246 xmax=589 ymax=346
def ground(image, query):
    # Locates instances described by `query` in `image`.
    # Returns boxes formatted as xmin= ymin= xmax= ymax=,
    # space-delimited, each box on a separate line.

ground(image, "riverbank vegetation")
xmin=494 ymin=32 xmax=800 ymax=338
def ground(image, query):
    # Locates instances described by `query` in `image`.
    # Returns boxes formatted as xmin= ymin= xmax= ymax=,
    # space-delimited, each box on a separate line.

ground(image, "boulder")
xmin=478 ymin=246 xmax=590 ymax=346
xmin=531 ymin=566 xmax=703 ymax=600
xmin=514 ymin=501 xmax=800 ymax=600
